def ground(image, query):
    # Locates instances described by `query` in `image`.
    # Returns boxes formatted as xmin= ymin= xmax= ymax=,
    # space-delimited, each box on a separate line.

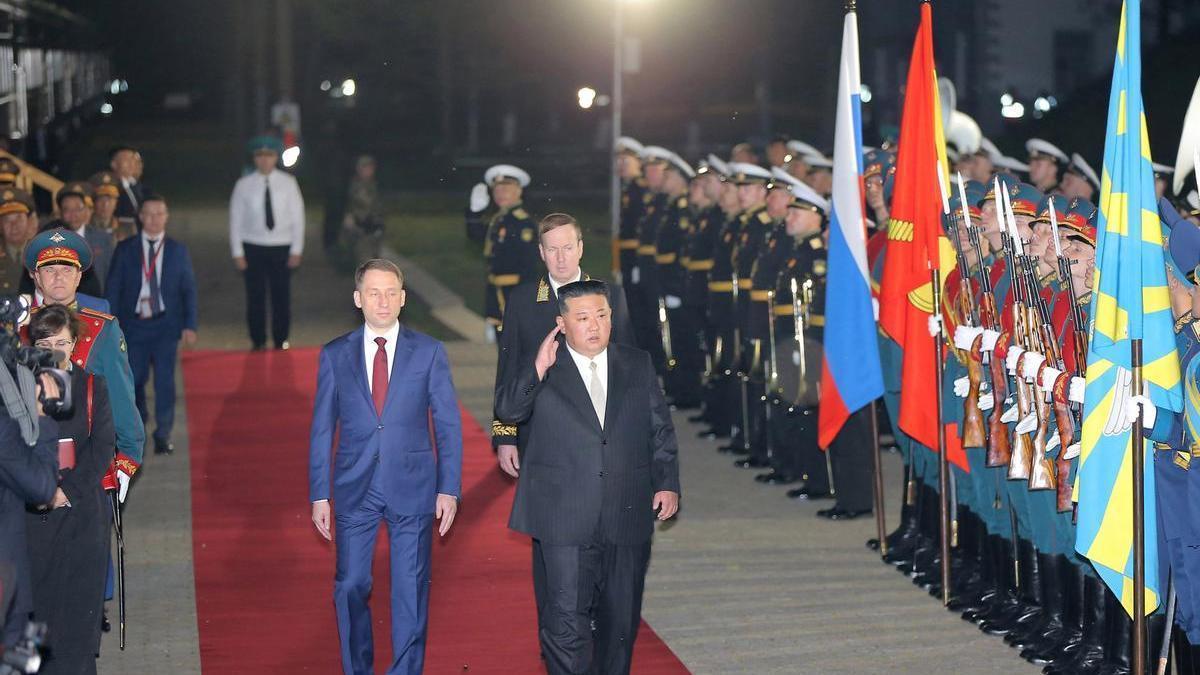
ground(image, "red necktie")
xmin=372 ymin=336 xmax=388 ymax=415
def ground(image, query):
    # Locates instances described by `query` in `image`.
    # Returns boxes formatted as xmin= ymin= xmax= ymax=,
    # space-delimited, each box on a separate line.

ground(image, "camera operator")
xmin=0 ymin=368 xmax=60 ymax=648
xmin=23 ymin=305 xmax=113 ymax=673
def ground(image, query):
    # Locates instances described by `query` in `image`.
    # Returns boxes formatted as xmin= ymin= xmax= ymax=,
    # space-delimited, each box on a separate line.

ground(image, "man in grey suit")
xmin=495 ymin=279 xmax=680 ymax=675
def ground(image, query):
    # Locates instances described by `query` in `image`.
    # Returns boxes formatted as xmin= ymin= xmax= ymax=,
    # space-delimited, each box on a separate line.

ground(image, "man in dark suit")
xmin=110 ymin=146 xmax=148 ymax=230
xmin=495 ymin=279 xmax=680 ymax=675
xmin=309 ymin=259 xmax=462 ymax=675
xmin=106 ymin=194 xmax=198 ymax=455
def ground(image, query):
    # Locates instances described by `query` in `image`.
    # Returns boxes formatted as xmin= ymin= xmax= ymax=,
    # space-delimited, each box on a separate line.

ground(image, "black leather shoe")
xmin=101 ymin=610 xmax=111 ymax=633
xmin=734 ymin=457 xmax=769 ymax=469
xmin=755 ymin=471 xmax=798 ymax=485
xmin=250 ymin=344 xmax=266 ymax=352
xmin=686 ymin=413 xmax=708 ymax=423
xmin=787 ymin=485 xmax=832 ymax=500
xmin=154 ymin=437 xmax=174 ymax=455
xmin=698 ymin=428 xmax=729 ymax=439
xmin=816 ymin=506 xmax=872 ymax=520
xmin=866 ymin=538 xmax=880 ymax=551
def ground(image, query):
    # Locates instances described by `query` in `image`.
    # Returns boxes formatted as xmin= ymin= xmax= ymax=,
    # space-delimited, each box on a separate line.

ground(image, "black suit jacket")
xmin=496 ymin=341 xmax=680 ymax=546
xmin=0 ymin=415 xmax=58 ymax=645
xmin=491 ymin=272 xmax=635 ymax=448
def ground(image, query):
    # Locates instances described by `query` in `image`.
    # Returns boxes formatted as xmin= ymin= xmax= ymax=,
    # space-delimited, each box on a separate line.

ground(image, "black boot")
xmin=947 ymin=514 xmax=993 ymax=612
xmin=1012 ymin=553 xmax=1065 ymax=653
xmin=1043 ymin=573 xmax=1107 ymax=673
xmin=981 ymin=540 xmax=1042 ymax=636
xmin=1095 ymin=593 xmax=1132 ymax=674
xmin=964 ymin=536 xmax=1019 ymax=624
xmin=1023 ymin=556 xmax=1081 ymax=664
xmin=882 ymin=472 xmax=920 ymax=564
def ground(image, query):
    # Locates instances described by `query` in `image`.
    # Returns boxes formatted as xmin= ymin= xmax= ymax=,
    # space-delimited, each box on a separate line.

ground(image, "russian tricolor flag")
xmin=817 ymin=7 xmax=884 ymax=449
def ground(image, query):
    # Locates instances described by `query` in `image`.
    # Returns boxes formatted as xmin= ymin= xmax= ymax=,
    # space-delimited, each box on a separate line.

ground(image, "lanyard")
xmin=142 ymin=239 xmax=161 ymax=282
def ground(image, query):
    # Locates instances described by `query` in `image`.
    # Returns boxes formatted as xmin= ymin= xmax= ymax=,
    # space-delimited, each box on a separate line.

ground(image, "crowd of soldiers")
xmin=475 ymin=118 xmax=1200 ymax=672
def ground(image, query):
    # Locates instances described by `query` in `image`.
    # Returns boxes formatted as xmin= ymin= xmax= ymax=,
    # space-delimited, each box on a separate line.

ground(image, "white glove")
xmin=1001 ymin=403 xmax=1019 ymax=423
xmin=1021 ymin=352 xmax=1046 ymax=380
xmin=1039 ymin=366 xmax=1063 ymax=393
xmin=981 ymin=329 xmax=1002 ymax=352
xmin=1006 ymin=347 xmax=1026 ymax=375
xmin=1068 ymin=376 xmax=1085 ymax=404
xmin=664 ymin=295 xmax=682 ymax=309
xmin=1126 ymin=394 xmax=1157 ymax=429
xmin=485 ymin=324 xmax=497 ymax=344
xmin=1015 ymin=412 xmax=1039 ymax=435
xmin=117 ymin=470 xmax=131 ymax=504
xmin=872 ymin=298 xmax=880 ymax=321
xmin=928 ymin=314 xmax=944 ymax=338
xmin=953 ymin=376 xmax=970 ymax=398
xmin=953 ymin=325 xmax=984 ymax=351
xmin=1063 ymin=443 xmax=1081 ymax=460
xmin=1046 ymin=431 xmax=1061 ymax=452
xmin=978 ymin=392 xmax=995 ymax=411
xmin=792 ymin=349 xmax=801 ymax=366
xmin=631 ymin=267 xmax=641 ymax=285
xmin=469 ymin=183 xmax=490 ymax=213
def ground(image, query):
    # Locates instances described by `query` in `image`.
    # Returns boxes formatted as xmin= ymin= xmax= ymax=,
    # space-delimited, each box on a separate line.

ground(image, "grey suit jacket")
xmin=84 ymin=226 xmax=115 ymax=293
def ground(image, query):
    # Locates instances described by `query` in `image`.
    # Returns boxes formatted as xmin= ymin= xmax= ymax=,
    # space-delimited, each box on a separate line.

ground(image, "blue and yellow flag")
xmin=1075 ymin=0 xmax=1183 ymax=617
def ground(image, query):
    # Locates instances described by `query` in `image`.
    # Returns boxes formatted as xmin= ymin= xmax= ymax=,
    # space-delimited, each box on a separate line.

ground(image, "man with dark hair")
xmin=110 ymin=146 xmax=148 ymax=228
xmin=496 ymin=278 xmax=679 ymax=674
xmin=106 ymin=194 xmax=198 ymax=455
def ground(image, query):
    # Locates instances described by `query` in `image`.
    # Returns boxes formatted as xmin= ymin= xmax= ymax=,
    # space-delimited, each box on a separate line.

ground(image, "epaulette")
xmin=512 ymin=208 xmax=529 ymax=219
xmin=809 ymin=236 xmax=824 ymax=250
xmin=756 ymin=210 xmax=771 ymax=224
xmin=79 ymin=306 xmax=115 ymax=321
xmin=676 ymin=197 xmax=688 ymax=209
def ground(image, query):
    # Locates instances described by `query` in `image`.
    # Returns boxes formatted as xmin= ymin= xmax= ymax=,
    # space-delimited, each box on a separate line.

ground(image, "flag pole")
xmin=870 ymin=400 xmax=887 ymax=558
xmin=932 ymin=266 xmax=950 ymax=605
xmin=1131 ymin=337 xmax=1146 ymax=674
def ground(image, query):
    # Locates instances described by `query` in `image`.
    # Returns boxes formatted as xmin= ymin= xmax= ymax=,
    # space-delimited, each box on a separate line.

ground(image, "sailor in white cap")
xmin=655 ymin=152 xmax=701 ymax=406
xmin=1025 ymin=138 xmax=1069 ymax=193
xmin=481 ymin=164 xmax=538 ymax=341
xmin=802 ymin=151 xmax=834 ymax=197
xmin=768 ymin=167 xmax=804 ymax=221
xmin=996 ymin=154 xmax=1030 ymax=178
xmin=629 ymin=146 xmax=674 ymax=368
xmin=784 ymin=140 xmax=819 ymax=182
xmin=1062 ymin=153 xmax=1101 ymax=202
xmin=617 ymin=138 xmax=649 ymax=286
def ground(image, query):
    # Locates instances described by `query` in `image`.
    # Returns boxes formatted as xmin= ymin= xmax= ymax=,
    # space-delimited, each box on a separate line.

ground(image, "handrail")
xmin=0 ymin=148 xmax=64 ymax=204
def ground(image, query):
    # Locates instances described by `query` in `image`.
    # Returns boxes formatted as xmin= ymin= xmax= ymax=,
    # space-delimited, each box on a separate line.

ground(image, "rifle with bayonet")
xmin=1048 ymin=198 xmax=1085 ymax=512
xmin=997 ymin=181 xmax=1037 ymax=482
xmin=1014 ymin=241 xmax=1059 ymax=492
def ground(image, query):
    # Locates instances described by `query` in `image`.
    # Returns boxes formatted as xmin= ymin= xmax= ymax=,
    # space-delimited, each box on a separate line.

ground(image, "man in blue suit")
xmin=309 ymin=258 xmax=463 ymax=675
xmin=106 ymin=194 xmax=198 ymax=455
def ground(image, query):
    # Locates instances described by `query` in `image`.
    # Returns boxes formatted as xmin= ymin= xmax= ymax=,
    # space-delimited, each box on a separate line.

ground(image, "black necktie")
xmin=264 ymin=178 xmax=275 ymax=231
xmin=147 ymin=239 xmax=162 ymax=315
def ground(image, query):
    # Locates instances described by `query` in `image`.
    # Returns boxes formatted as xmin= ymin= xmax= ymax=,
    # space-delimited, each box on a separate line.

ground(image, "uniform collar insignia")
xmin=536 ymin=277 xmax=550 ymax=303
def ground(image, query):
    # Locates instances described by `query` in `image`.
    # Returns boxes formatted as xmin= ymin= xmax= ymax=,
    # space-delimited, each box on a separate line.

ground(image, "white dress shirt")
xmin=137 ymin=233 xmax=166 ymax=317
xmin=364 ymin=321 xmax=401 ymax=391
xmin=548 ymin=269 xmax=582 ymax=297
xmin=229 ymin=168 xmax=306 ymax=257
xmin=565 ymin=343 xmax=608 ymax=422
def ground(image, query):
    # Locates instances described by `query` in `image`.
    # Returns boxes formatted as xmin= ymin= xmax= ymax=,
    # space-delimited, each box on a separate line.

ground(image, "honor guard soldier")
xmin=680 ymin=156 xmax=725 ymax=421
xmin=482 ymin=164 xmax=538 ymax=341
xmin=802 ymin=151 xmax=834 ymax=197
xmin=698 ymin=158 xmax=746 ymax=439
xmin=90 ymin=170 xmax=137 ymax=242
xmin=24 ymin=229 xmax=144 ymax=497
xmin=630 ymin=146 xmax=672 ymax=367
xmin=616 ymin=137 xmax=648 ymax=286
xmin=1024 ymin=138 xmax=1069 ymax=194
xmin=768 ymin=181 xmax=831 ymax=496
xmin=783 ymin=140 xmax=820 ymax=184
xmin=724 ymin=162 xmax=773 ymax=462
xmin=655 ymin=152 xmax=698 ymax=406
xmin=1060 ymin=154 xmax=1100 ymax=203
xmin=0 ymin=189 xmax=31 ymax=293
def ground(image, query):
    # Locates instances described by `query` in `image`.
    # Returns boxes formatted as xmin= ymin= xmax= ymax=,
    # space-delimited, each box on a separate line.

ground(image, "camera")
xmin=0 ymin=295 xmax=71 ymax=417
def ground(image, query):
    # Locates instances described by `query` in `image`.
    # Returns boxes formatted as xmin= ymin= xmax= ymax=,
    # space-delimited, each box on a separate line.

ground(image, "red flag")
xmin=877 ymin=1 xmax=949 ymax=452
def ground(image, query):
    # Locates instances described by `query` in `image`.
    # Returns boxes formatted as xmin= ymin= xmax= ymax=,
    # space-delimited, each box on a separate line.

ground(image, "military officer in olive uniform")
xmin=482 ymin=164 xmax=540 ymax=341
xmin=0 ymin=188 xmax=32 ymax=293
xmin=90 ymin=170 xmax=137 ymax=242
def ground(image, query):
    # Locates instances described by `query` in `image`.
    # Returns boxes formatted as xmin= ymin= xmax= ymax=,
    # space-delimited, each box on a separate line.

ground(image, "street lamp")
xmin=578 ymin=86 xmax=597 ymax=109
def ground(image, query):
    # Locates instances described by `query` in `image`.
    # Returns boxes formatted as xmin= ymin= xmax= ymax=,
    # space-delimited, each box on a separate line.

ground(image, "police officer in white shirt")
xmin=229 ymin=135 xmax=305 ymax=351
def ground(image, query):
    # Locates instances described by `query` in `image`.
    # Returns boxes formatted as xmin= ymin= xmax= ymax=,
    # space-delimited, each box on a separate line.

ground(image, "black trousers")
xmin=536 ymin=537 xmax=651 ymax=675
xmin=243 ymin=243 xmax=292 ymax=348
xmin=830 ymin=405 xmax=876 ymax=512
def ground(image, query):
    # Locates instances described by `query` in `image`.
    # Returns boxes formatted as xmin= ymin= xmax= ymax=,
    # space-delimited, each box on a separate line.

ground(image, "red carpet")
xmin=184 ymin=347 xmax=688 ymax=673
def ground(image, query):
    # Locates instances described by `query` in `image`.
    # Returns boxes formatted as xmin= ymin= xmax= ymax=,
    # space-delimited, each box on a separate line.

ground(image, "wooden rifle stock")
xmin=980 ymin=294 xmax=1011 ymax=467
xmin=1051 ymin=375 xmax=1076 ymax=512
xmin=1028 ymin=394 xmax=1056 ymax=491
xmin=1007 ymin=305 xmax=1034 ymax=481
xmin=958 ymin=285 xmax=986 ymax=447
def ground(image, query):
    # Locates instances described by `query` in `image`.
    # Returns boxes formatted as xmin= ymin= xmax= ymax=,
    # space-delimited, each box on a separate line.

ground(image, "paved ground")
xmin=97 ymin=204 xmax=1035 ymax=673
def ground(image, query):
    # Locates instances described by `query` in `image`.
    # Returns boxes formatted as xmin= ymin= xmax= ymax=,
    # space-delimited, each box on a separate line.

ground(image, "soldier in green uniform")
xmin=0 ymin=188 xmax=32 ymax=293
xmin=482 ymin=164 xmax=539 ymax=341
xmin=90 ymin=170 xmax=137 ymax=242
xmin=24 ymin=228 xmax=145 ymax=494
xmin=725 ymin=162 xmax=773 ymax=465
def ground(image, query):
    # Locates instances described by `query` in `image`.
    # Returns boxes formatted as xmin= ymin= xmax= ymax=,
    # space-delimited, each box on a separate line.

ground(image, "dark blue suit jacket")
xmin=105 ymin=235 xmax=198 ymax=342
xmin=309 ymin=325 xmax=463 ymax=515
